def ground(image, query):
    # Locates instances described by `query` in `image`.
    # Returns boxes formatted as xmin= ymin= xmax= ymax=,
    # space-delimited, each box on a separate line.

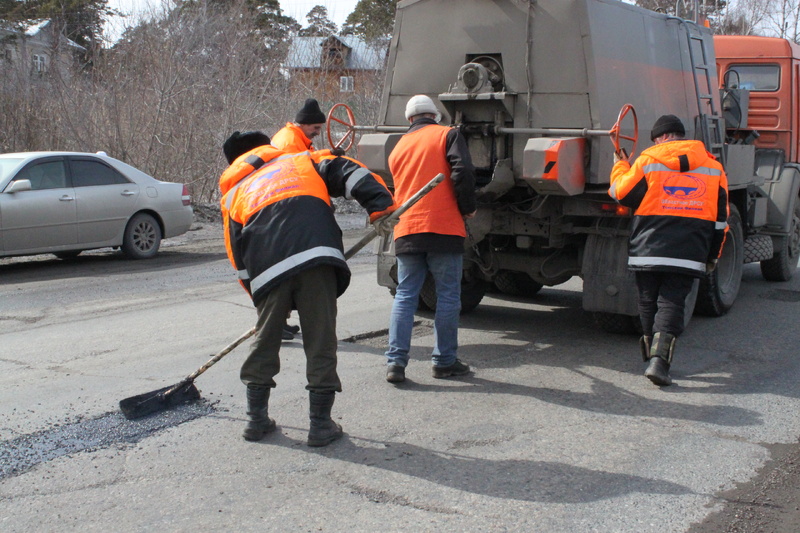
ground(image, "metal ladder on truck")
xmin=682 ymin=20 xmax=726 ymax=166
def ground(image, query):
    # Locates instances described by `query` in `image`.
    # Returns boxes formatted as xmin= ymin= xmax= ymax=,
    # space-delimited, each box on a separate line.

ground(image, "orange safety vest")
xmin=219 ymin=145 xmax=394 ymax=304
xmin=220 ymin=147 xmax=337 ymax=299
xmin=388 ymin=124 xmax=465 ymax=239
xmin=271 ymin=122 xmax=313 ymax=154
xmin=226 ymin=154 xmax=331 ymax=227
xmin=609 ymin=139 xmax=729 ymax=273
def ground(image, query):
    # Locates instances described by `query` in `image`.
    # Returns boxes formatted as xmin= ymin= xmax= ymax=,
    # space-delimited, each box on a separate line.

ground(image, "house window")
xmin=32 ymin=54 xmax=47 ymax=72
xmin=340 ymin=76 xmax=354 ymax=93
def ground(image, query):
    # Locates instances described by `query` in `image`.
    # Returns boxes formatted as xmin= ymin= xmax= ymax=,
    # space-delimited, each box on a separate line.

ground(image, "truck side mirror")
xmin=723 ymin=70 xmax=740 ymax=90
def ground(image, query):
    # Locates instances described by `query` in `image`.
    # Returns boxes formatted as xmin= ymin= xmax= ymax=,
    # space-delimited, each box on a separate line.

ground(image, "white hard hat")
xmin=405 ymin=95 xmax=442 ymax=122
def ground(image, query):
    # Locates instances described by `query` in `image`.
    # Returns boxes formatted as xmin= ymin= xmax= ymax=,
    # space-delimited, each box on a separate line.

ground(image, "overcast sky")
xmin=105 ymin=0 xmax=360 ymax=40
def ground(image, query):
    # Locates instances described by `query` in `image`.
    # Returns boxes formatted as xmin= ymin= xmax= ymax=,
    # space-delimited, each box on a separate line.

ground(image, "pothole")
xmin=0 ymin=401 xmax=216 ymax=480
xmin=341 ymin=321 xmax=433 ymax=349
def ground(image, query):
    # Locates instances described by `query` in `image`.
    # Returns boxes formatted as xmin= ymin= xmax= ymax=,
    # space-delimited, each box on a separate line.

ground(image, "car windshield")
xmin=0 ymin=158 xmax=25 ymax=182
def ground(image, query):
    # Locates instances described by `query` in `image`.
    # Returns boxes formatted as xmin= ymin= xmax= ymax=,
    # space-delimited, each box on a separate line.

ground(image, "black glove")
xmin=330 ymin=147 xmax=346 ymax=157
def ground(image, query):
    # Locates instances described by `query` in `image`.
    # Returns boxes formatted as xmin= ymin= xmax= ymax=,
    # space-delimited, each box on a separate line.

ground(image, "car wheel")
xmin=122 ymin=213 xmax=162 ymax=259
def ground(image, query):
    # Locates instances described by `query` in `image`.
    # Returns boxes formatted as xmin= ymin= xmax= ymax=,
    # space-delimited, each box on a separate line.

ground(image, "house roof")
xmin=284 ymin=35 xmax=387 ymax=70
xmin=0 ymin=19 xmax=85 ymax=51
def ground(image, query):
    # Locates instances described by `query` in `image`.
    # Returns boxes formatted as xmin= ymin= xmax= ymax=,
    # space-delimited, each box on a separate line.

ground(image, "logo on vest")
xmin=662 ymin=174 xmax=706 ymax=200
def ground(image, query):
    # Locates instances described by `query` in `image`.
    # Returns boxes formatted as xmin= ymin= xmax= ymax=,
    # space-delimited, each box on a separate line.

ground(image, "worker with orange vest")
xmin=609 ymin=115 xmax=729 ymax=386
xmin=270 ymin=98 xmax=340 ymax=340
xmin=384 ymin=95 xmax=477 ymax=384
xmin=220 ymin=130 xmax=394 ymax=446
xmin=271 ymin=98 xmax=327 ymax=154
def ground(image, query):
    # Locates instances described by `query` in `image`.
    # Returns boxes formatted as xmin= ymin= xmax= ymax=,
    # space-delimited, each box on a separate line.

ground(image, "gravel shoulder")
xmin=689 ymin=441 xmax=800 ymax=532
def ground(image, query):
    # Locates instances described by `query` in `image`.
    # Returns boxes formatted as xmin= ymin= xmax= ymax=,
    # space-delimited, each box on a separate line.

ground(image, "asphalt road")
xmin=1 ymin=215 xmax=799 ymax=532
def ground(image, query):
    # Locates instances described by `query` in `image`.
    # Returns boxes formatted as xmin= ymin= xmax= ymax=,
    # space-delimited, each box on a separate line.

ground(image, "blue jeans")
xmin=385 ymin=252 xmax=463 ymax=368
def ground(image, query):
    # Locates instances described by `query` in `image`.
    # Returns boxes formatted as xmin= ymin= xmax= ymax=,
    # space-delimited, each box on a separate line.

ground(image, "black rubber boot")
xmin=639 ymin=336 xmax=652 ymax=362
xmin=243 ymin=385 xmax=276 ymax=441
xmin=644 ymin=332 xmax=675 ymax=386
xmin=307 ymin=391 xmax=343 ymax=447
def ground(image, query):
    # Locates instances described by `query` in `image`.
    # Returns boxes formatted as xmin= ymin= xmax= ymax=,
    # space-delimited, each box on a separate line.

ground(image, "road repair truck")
xmin=354 ymin=0 xmax=800 ymax=332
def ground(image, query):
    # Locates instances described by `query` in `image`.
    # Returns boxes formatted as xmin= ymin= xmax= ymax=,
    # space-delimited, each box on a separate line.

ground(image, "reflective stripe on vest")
xmin=628 ymin=256 xmax=705 ymax=271
xmin=344 ymin=167 xmax=373 ymax=200
xmin=249 ymin=246 xmax=345 ymax=294
xmin=643 ymin=163 xmax=722 ymax=176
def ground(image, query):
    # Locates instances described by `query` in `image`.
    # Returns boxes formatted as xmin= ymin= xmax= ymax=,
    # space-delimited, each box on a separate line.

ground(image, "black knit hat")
xmin=295 ymin=98 xmax=326 ymax=125
xmin=650 ymin=114 xmax=685 ymax=141
xmin=223 ymin=131 xmax=270 ymax=164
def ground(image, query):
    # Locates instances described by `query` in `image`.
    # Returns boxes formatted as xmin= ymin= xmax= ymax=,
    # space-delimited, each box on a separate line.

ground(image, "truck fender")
xmin=761 ymin=160 xmax=800 ymax=233
xmin=581 ymin=219 xmax=639 ymax=316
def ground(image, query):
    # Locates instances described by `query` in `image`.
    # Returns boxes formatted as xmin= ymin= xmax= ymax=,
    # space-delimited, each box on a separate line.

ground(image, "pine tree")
xmin=299 ymin=5 xmax=337 ymax=37
xmin=341 ymin=0 xmax=396 ymax=42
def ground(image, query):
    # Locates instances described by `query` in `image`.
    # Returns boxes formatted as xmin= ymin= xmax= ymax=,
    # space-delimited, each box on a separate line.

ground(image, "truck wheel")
xmin=760 ymin=202 xmax=800 ymax=281
xmin=696 ymin=205 xmax=744 ymax=316
xmin=460 ymin=279 xmax=488 ymax=313
xmin=493 ymin=270 xmax=544 ymax=298
xmin=419 ymin=274 xmax=487 ymax=314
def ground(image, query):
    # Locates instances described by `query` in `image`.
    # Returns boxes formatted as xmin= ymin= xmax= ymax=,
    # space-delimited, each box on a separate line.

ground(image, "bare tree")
xmin=0 ymin=0 xmax=389 ymax=203
xmin=760 ymin=0 xmax=800 ymax=40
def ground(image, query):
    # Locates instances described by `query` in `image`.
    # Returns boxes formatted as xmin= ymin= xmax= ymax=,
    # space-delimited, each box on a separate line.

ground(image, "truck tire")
xmin=419 ymin=274 xmax=487 ymax=314
xmin=743 ymin=235 xmax=774 ymax=264
xmin=696 ymin=205 xmax=744 ymax=316
xmin=493 ymin=270 xmax=544 ymax=298
xmin=760 ymin=202 xmax=800 ymax=282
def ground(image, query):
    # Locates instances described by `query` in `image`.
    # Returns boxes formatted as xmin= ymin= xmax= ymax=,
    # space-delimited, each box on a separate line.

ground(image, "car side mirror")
xmin=5 ymin=179 xmax=32 ymax=193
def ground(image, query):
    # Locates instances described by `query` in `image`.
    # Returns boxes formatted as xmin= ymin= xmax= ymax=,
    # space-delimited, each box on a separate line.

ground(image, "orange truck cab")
xmin=715 ymin=35 xmax=800 ymax=163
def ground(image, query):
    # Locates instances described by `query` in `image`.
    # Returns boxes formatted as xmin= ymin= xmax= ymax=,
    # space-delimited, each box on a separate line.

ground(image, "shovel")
xmin=119 ymin=173 xmax=445 ymax=420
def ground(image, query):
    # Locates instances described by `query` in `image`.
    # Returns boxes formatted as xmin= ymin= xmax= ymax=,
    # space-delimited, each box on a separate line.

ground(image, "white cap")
xmin=404 ymin=95 xmax=441 ymax=122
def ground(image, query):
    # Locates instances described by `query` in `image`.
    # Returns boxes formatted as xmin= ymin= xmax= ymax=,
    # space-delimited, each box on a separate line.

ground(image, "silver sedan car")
xmin=0 ymin=152 xmax=194 ymax=260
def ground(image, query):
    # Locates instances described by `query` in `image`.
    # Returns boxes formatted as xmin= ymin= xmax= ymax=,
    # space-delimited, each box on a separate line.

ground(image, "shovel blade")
xmin=119 ymin=381 xmax=201 ymax=420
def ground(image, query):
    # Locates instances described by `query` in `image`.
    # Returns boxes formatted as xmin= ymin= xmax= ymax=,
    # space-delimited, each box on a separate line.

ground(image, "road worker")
xmin=271 ymin=98 xmax=327 ymax=154
xmin=271 ymin=98 xmax=344 ymax=339
xmin=609 ymin=115 xmax=729 ymax=386
xmin=383 ymin=95 xmax=477 ymax=383
xmin=220 ymin=131 xmax=394 ymax=446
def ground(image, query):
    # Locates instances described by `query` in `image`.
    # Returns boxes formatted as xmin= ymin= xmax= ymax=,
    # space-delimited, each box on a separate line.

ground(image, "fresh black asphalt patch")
xmin=0 ymin=401 xmax=215 ymax=480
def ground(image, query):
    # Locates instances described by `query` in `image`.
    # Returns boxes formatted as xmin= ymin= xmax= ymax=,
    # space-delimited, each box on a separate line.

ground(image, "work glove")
xmin=330 ymin=147 xmax=346 ymax=156
xmin=705 ymin=259 xmax=718 ymax=274
xmin=370 ymin=206 xmax=398 ymax=239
